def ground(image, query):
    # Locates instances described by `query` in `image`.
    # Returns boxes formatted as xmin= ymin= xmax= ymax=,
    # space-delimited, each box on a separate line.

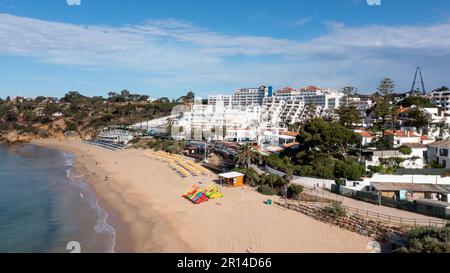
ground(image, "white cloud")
xmin=292 ymin=17 xmax=313 ymax=27
xmin=0 ymin=13 xmax=450 ymax=95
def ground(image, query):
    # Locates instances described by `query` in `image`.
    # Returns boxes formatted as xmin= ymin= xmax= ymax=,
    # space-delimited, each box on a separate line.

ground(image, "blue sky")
xmin=1 ymin=0 xmax=450 ymax=99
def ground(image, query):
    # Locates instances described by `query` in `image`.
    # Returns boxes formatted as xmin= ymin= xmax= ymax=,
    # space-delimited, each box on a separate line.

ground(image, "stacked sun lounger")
xmin=143 ymin=150 xmax=214 ymax=178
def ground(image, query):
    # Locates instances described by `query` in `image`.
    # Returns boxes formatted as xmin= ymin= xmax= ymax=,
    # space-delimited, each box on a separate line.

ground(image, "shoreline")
xmin=70 ymin=156 xmax=134 ymax=253
xmin=30 ymin=139 xmax=372 ymax=253
xmin=33 ymin=140 xmax=192 ymax=253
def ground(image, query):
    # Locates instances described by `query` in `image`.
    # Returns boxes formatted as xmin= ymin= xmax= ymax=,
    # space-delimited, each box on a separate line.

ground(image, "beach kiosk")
xmin=218 ymin=172 xmax=245 ymax=187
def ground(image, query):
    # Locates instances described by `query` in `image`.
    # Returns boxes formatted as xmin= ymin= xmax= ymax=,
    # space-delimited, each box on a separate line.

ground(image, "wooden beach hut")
xmin=218 ymin=172 xmax=245 ymax=187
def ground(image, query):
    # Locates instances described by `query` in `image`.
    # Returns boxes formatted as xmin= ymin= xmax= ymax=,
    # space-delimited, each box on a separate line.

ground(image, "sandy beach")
xmin=33 ymin=139 xmax=372 ymax=253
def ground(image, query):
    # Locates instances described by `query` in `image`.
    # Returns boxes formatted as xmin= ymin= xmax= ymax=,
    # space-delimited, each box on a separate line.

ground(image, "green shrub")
xmin=322 ymin=201 xmax=347 ymax=218
xmin=426 ymin=160 xmax=445 ymax=169
xmin=313 ymin=162 xmax=335 ymax=179
xmin=395 ymin=227 xmax=450 ymax=253
xmin=335 ymin=178 xmax=346 ymax=186
xmin=294 ymin=165 xmax=314 ymax=177
xmin=288 ymin=184 xmax=304 ymax=196
xmin=399 ymin=146 xmax=412 ymax=155
xmin=257 ymin=184 xmax=278 ymax=196
xmin=265 ymin=154 xmax=291 ymax=172
xmin=65 ymin=122 xmax=77 ymax=132
xmin=368 ymin=165 xmax=382 ymax=174
xmin=334 ymin=160 xmax=366 ymax=180
xmin=233 ymin=167 xmax=261 ymax=187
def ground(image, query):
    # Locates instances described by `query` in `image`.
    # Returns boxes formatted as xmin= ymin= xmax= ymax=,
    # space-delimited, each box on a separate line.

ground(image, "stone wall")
xmin=275 ymin=201 xmax=407 ymax=246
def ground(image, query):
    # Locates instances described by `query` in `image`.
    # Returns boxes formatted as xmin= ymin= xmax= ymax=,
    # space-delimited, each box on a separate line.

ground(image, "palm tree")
xmin=435 ymin=122 xmax=446 ymax=140
xmin=235 ymin=143 xmax=259 ymax=169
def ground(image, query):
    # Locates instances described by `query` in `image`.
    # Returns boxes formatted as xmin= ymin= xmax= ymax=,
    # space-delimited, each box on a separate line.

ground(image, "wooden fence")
xmin=297 ymin=200 xmax=447 ymax=228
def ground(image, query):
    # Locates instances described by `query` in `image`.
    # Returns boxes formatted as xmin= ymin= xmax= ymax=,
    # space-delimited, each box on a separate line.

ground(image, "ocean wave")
xmin=94 ymin=199 xmax=116 ymax=253
xmin=62 ymin=152 xmax=74 ymax=167
xmin=66 ymin=168 xmax=116 ymax=253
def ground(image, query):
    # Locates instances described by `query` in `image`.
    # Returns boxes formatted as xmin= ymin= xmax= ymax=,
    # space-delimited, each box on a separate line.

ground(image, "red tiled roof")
xmin=283 ymin=142 xmax=300 ymax=148
xmin=398 ymin=107 xmax=410 ymax=113
xmin=299 ymin=86 xmax=320 ymax=92
xmin=277 ymin=87 xmax=296 ymax=93
xmin=428 ymin=140 xmax=450 ymax=148
xmin=385 ymin=130 xmax=420 ymax=138
xmin=420 ymin=135 xmax=429 ymax=141
xmin=403 ymin=143 xmax=427 ymax=148
xmin=357 ymin=131 xmax=374 ymax=138
xmin=282 ymin=131 xmax=300 ymax=137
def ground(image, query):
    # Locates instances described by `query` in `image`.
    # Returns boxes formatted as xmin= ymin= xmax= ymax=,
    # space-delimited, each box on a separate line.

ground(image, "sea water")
xmin=0 ymin=144 xmax=115 ymax=253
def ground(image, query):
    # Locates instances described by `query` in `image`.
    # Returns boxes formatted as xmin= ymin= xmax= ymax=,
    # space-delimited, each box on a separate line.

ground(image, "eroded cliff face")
xmin=0 ymin=118 xmax=85 ymax=145
xmin=0 ymin=131 xmax=34 ymax=144
xmin=0 ymin=130 xmax=71 ymax=145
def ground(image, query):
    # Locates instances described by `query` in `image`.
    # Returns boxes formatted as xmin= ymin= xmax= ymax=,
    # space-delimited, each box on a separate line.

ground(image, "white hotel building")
xmin=207 ymin=95 xmax=232 ymax=107
xmin=175 ymin=85 xmax=344 ymax=146
xmin=208 ymin=86 xmax=272 ymax=107
xmin=430 ymin=89 xmax=450 ymax=114
xmin=173 ymin=102 xmax=262 ymax=142
xmin=262 ymin=86 xmax=344 ymax=126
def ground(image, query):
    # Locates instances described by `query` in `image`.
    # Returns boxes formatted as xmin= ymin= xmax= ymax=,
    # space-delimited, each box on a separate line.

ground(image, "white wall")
xmin=292 ymin=177 xmax=335 ymax=190
xmin=367 ymin=174 xmax=450 ymax=185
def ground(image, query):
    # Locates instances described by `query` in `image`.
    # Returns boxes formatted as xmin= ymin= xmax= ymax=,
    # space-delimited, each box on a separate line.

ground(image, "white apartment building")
xmin=350 ymin=95 xmax=373 ymax=127
xmin=208 ymin=85 xmax=342 ymax=126
xmin=207 ymin=95 xmax=232 ymax=106
xmin=173 ymin=102 xmax=295 ymax=147
xmin=430 ymin=90 xmax=450 ymax=113
xmin=173 ymin=85 xmax=344 ymax=146
xmin=427 ymin=141 xmax=450 ymax=168
xmin=367 ymin=145 xmax=427 ymax=169
xmin=349 ymin=95 xmax=373 ymax=111
xmin=262 ymin=86 xmax=344 ymax=126
xmin=231 ymin=86 xmax=272 ymax=107
xmin=173 ymin=104 xmax=262 ymax=142
xmin=422 ymin=107 xmax=449 ymax=125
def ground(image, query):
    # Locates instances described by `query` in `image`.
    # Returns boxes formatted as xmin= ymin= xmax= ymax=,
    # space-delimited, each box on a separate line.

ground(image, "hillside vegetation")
xmin=0 ymin=90 xmax=193 ymax=144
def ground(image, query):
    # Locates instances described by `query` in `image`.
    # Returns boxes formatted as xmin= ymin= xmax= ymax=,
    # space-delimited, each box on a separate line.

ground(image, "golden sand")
xmin=33 ymin=139 xmax=371 ymax=253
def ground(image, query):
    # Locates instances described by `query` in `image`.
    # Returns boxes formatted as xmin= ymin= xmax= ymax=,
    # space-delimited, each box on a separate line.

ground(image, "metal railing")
xmin=344 ymin=206 xmax=446 ymax=228
xmin=289 ymin=199 xmax=447 ymax=228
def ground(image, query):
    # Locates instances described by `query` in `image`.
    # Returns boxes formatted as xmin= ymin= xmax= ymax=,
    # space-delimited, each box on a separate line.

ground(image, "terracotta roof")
xmin=357 ymin=131 xmax=374 ymax=138
xmin=299 ymin=86 xmax=320 ymax=92
xmin=385 ymin=130 xmax=420 ymax=138
xmin=403 ymin=143 xmax=427 ymax=148
xmin=277 ymin=87 xmax=296 ymax=93
xmin=428 ymin=140 xmax=450 ymax=148
xmin=398 ymin=107 xmax=410 ymax=113
xmin=420 ymin=135 xmax=429 ymax=141
xmin=282 ymin=131 xmax=300 ymax=137
xmin=283 ymin=142 xmax=300 ymax=148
